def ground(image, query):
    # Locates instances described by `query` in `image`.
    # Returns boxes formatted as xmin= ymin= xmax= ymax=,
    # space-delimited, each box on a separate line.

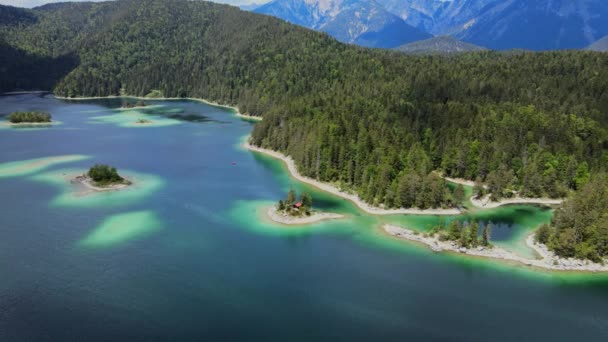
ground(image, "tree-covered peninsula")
xmin=536 ymin=175 xmax=608 ymax=262
xmin=2 ymin=0 xmax=608 ymax=245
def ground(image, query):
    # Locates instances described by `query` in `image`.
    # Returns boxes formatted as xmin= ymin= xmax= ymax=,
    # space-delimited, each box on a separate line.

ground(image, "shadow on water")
xmin=167 ymin=113 xmax=229 ymax=124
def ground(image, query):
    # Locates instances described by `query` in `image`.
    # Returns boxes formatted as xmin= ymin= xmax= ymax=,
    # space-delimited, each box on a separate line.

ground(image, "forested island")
xmin=269 ymin=189 xmax=343 ymax=225
xmin=276 ymin=189 xmax=313 ymax=217
xmin=2 ymin=0 xmax=608 ymax=263
xmin=74 ymin=164 xmax=131 ymax=191
xmin=7 ymin=111 xmax=51 ymax=123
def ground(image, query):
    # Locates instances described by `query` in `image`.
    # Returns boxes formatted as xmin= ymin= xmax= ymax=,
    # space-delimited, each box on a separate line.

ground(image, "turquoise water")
xmin=1 ymin=93 xmax=608 ymax=341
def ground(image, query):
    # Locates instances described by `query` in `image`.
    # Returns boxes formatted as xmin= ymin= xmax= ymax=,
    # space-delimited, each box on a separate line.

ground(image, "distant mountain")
xmin=239 ymin=3 xmax=264 ymax=11
xmin=254 ymin=0 xmax=431 ymax=48
xmin=0 ymin=4 xmax=37 ymax=26
xmin=379 ymin=0 xmax=608 ymax=51
xmin=454 ymin=0 xmax=608 ymax=50
xmin=376 ymin=0 xmax=446 ymax=33
xmin=588 ymin=35 xmax=608 ymax=52
xmin=377 ymin=0 xmax=497 ymax=35
xmin=396 ymin=36 xmax=486 ymax=55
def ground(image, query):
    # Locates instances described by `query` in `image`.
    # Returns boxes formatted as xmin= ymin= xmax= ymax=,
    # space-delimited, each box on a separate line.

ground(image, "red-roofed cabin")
xmin=293 ymin=202 xmax=303 ymax=209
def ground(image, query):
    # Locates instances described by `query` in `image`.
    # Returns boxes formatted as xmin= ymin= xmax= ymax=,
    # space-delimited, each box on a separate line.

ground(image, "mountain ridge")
xmin=588 ymin=35 xmax=608 ymax=52
xmin=254 ymin=0 xmax=430 ymax=48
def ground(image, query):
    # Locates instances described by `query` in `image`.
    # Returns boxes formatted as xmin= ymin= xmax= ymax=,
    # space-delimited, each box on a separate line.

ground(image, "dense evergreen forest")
xmin=537 ymin=175 xmax=608 ymax=261
xmin=1 ymin=0 xmax=608 ymax=256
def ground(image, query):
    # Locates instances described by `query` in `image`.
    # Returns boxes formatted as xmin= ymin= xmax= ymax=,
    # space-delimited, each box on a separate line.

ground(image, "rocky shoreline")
xmin=267 ymin=207 xmax=344 ymax=225
xmin=235 ymin=113 xmax=263 ymax=121
xmin=1 ymin=121 xmax=58 ymax=127
xmin=470 ymin=194 xmax=563 ymax=209
xmin=72 ymin=174 xmax=132 ymax=192
xmin=245 ymin=142 xmax=461 ymax=216
xmin=439 ymin=173 xmax=563 ymax=209
xmin=384 ymin=224 xmax=608 ymax=272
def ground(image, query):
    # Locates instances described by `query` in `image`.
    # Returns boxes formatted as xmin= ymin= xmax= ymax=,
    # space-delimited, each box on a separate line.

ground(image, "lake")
xmin=1 ymin=93 xmax=608 ymax=341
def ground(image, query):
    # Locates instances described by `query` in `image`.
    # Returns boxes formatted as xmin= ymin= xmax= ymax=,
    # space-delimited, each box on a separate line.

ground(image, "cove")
xmin=1 ymin=93 xmax=608 ymax=341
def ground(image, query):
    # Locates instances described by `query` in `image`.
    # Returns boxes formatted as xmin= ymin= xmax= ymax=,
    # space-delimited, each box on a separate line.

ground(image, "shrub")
xmin=87 ymin=164 xmax=124 ymax=184
xmin=535 ymin=224 xmax=552 ymax=244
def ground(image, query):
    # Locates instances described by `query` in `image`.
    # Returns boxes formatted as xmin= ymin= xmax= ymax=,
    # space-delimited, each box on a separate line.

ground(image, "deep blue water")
xmin=1 ymin=93 xmax=608 ymax=341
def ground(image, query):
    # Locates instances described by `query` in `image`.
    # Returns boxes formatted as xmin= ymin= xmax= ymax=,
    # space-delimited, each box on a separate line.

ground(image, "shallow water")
xmin=1 ymin=93 xmax=608 ymax=341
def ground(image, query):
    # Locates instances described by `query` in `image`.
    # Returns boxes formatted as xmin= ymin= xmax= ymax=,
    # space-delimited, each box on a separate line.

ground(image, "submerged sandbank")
xmin=30 ymin=168 xmax=163 ymax=208
xmin=80 ymin=210 xmax=162 ymax=248
xmin=245 ymin=142 xmax=461 ymax=216
xmin=56 ymin=95 xmax=238 ymax=111
xmin=89 ymin=110 xmax=181 ymax=128
xmin=267 ymin=206 xmax=344 ymax=225
xmin=0 ymin=155 xmax=90 ymax=178
xmin=384 ymin=224 xmax=608 ymax=272
xmin=55 ymin=94 xmax=265 ymax=123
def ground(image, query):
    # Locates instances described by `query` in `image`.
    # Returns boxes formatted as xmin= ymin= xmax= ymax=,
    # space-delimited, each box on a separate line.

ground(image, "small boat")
xmin=231 ymin=162 xmax=237 ymax=165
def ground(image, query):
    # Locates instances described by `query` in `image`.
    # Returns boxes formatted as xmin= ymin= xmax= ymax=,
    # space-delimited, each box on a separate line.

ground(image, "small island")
xmin=73 ymin=164 xmax=132 ymax=192
xmin=121 ymin=100 xmax=148 ymax=109
xmin=135 ymin=118 xmax=153 ymax=124
xmin=5 ymin=111 xmax=53 ymax=125
xmin=267 ymin=189 xmax=343 ymax=225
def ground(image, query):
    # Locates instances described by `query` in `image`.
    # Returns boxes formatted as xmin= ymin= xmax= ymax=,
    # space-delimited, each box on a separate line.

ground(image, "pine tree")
xmin=448 ymin=220 xmax=461 ymax=240
xmin=535 ymin=224 xmax=552 ymax=244
xmin=286 ymin=189 xmax=296 ymax=205
xmin=453 ymin=184 xmax=465 ymax=205
xmin=459 ymin=225 xmax=469 ymax=248
xmin=469 ymin=220 xmax=479 ymax=247
xmin=481 ymin=223 xmax=491 ymax=247
xmin=301 ymin=192 xmax=313 ymax=208
xmin=473 ymin=177 xmax=485 ymax=199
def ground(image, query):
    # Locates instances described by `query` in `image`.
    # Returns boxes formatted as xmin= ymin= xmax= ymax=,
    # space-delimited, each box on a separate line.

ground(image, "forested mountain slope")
xmin=2 ymin=0 xmax=608 ymax=211
xmin=396 ymin=36 xmax=486 ymax=54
